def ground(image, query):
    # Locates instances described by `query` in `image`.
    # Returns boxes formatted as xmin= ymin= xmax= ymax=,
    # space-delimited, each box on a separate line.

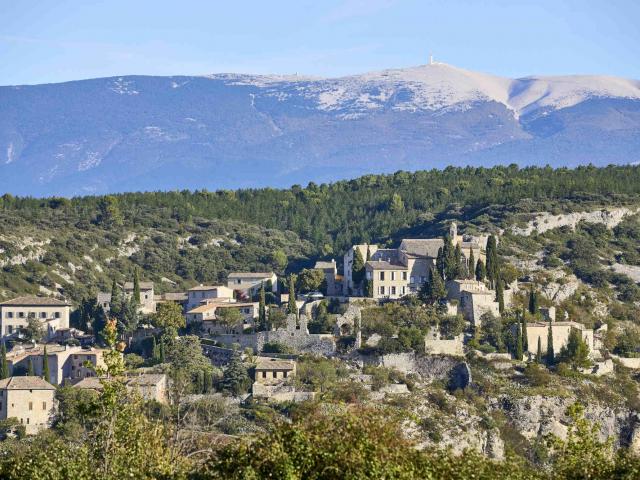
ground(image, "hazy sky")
xmin=1 ymin=0 xmax=639 ymax=85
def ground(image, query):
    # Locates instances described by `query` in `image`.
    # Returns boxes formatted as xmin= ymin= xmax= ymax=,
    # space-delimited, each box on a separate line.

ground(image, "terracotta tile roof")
xmin=0 ymin=376 xmax=55 ymax=390
xmin=0 ymin=296 xmax=71 ymax=307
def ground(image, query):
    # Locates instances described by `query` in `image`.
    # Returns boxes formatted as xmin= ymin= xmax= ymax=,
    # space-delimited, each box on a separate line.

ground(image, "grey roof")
xmin=124 ymin=282 xmax=154 ymax=290
xmin=314 ymin=261 xmax=336 ymax=270
xmin=0 ymin=376 xmax=55 ymax=390
xmin=399 ymin=239 xmax=444 ymax=258
xmin=255 ymin=358 xmax=295 ymax=370
xmin=366 ymin=260 xmax=407 ymax=271
xmin=73 ymin=377 xmax=103 ymax=390
xmin=227 ymin=272 xmax=274 ymax=279
xmin=155 ymin=292 xmax=188 ymax=301
xmin=0 ymin=296 xmax=70 ymax=307
xmin=97 ymin=292 xmax=112 ymax=303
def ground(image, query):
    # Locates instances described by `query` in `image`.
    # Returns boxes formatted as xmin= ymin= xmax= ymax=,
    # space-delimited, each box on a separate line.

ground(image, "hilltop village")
xmin=0 ymin=220 xmax=619 ymax=443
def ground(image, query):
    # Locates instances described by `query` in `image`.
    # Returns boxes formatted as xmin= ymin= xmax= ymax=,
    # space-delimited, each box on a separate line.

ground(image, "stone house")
xmin=424 ymin=328 xmax=464 ymax=356
xmin=351 ymin=223 xmax=488 ymax=300
xmin=254 ymin=357 xmax=296 ymax=385
xmin=74 ymin=373 xmax=169 ymax=403
xmin=0 ymin=296 xmax=70 ymax=340
xmin=226 ymin=272 xmax=278 ymax=297
xmin=124 ymin=281 xmax=156 ymax=313
xmin=186 ymin=285 xmax=234 ymax=311
xmin=154 ymin=292 xmax=188 ymax=310
xmin=0 ymin=376 xmax=56 ymax=435
xmin=186 ymin=302 xmax=258 ymax=335
xmin=523 ymin=321 xmax=595 ymax=358
xmin=314 ymin=259 xmax=342 ymax=296
xmin=6 ymin=344 xmax=106 ymax=385
xmin=459 ymin=289 xmax=500 ymax=326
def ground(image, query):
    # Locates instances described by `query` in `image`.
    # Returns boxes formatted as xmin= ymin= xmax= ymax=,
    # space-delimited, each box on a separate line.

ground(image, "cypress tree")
xmin=364 ymin=279 xmax=373 ymax=298
xmin=443 ymin=236 xmax=457 ymax=280
xmin=521 ymin=310 xmax=528 ymax=352
xmin=287 ymin=274 xmax=297 ymax=316
xmin=366 ymin=246 xmax=371 ymax=261
xmin=536 ymin=336 xmax=543 ymax=363
xmin=28 ymin=358 xmax=34 ymax=376
xmin=468 ymin=248 xmax=475 ymax=280
xmin=528 ymin=288 xmax=538 ymax=315
xmin=0 ymin=343 xmax=8 ymax=380
xmin=453 ymin=243 xmax=462 ymax=279
xmin=515 ymin=325 xmax=523 ymax=360
xmin=151 ymin=337 xmax=160 ymax=363
xmin=495 ymin=277 xmax=504 ymax=314
xmin=133 ymin=268 xmax=141 ymax=304
xmin=203 ymin=370 xmax=212 ymax=393
xmin=436 ymin=247 xmax=445 ymax=279
xmin=258 ymin=282 xmax=267 ymax=331
xmin=475 ymin=259 xmax=486 ymax=281
xmin=546 ymin=321 xmax=555 ymax=365
xmin=352 ymin=248 xmax=365 ymax=291
xmin=486 ymin=235 xmax=498 ymax=288
xmin=42 ymin=345 xmax=50 ymax=382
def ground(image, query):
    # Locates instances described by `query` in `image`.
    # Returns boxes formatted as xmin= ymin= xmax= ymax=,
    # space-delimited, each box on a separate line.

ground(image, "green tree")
xmin=0 ymin=343 xmax=8 ymax=380
xmin=23 ymin=315 xmax=44 ymax=342
xmin=528 ymin=287 xmax=538 ymax=315
xmin=132 ymin=268 xmax=141 ymax=304
xmin=27 ymin=358 xmax=34 ymax=376
xmin=514 ymin=325 xmax=523 ymax=360
xmin=268 ymin=306 xmax=287 ymax=330
xmin=151 ymin=301 xmax=185 ymax=333
xmin=468 ymin=248 xmax=475 ymax=280
xmin=486 ymin=235 xmax=499 ymax=288
xmin=475 ymin=258 xmax=486 ymax=281
xmin=389 ymin=193 xmax=404 ymax=213
xmin=287 ymin=274 xmax=298 ymax=316
xmin=536 ymin=336 xmax=543 ymax=363
xmin=96 ymin=195 xmax=124 ymax=227
xmin=43 ymin=345 xmax=51 ymax=382
xmin=436 ymin=247 xmax=445 ymax=279
xmin=216 ymin=307 xmax=244 ymax=328
xmin=218 ymin=353 xmax=250 ymax=396
xmin=419 ymin=268 xmax=446 ymax=306
xmin=364 ymin=279 xmax=373 ymax=298
xmin=352 ymin=248 xmax=366 ymax=290
xmin=559 ymin=328 xmax=592 ymax=370
xmin=521 ymin=310 xmax=528 ymax=352
xmin=546 ymin=321 xmax=555 ymax=365
xmin=166 ymin=335 xmax=215 ymax=401
xmin=296 ymin=268 xmax=325 ymax=293
xmin=495 ymin=277 xmax=504 ymax=314
xmin=258 ymin=282 xmax=267 ymax=331
xmin=271 ymin=250 xmax=288 ymax=271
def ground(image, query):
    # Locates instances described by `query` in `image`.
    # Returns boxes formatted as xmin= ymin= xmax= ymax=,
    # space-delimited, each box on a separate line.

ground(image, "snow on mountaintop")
xmin=208 ymin=63 xmax=640 ymax=118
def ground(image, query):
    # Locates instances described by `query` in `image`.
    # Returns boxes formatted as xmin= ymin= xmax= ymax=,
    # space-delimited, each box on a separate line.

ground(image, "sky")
xmin=1 ymin=0 xmax=639 ymax=85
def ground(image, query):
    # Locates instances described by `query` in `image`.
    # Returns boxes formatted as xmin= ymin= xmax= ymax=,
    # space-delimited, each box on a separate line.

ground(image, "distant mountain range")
xmin=1 ymin=62 xmax=640 ymax=196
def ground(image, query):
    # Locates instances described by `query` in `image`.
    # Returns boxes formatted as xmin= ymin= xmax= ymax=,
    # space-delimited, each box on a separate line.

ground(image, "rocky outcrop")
xmin=512 ymin=208 xmax=637 ymax=236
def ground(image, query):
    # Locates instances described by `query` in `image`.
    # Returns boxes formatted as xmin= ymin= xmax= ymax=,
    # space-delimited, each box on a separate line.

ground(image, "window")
xmin=284 ymin=371 xmax=288 ymax=378
xmin=410 ymin=277 xmax=415 ymax=284
xmin=391 ymin=286 xmax=397 ymax=295
xmin=54 ymin=312 xmax=60 ymax=319
xmin=42 ymin=402 xmax=46 ymax=410
xmin=379 ymin=286 xmax=385 ymax=295
xmin=7 ymin=326 xmax=12 ymax=335
xmin=391 ymin=272 xmax=396 ymax=281
xmin=29 ymin=402 xmax=33 ymax=411
xmin=402 ymin=272 xmax=407 ymax=281
xmin=40 ymin=312 xmax=46 ymax=319
xmin=262 ymin=371 xmax=266 ymax=378
xmin=402 ymin=287 xmax=406 ymax=295
xmin=379 ymin=272 xmax=385 ymax=281
xmin=18 ymin=312 xmax=25 ymax=318
xmin=6 ymin=312 xmax=13 ymax=319
xmin=26 ymin=418 xmax=29 ymax=425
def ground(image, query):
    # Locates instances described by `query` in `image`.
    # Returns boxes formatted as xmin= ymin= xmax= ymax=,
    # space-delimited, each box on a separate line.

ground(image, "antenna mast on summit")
xmin=429 ymin=53 xmax=434 ymax=65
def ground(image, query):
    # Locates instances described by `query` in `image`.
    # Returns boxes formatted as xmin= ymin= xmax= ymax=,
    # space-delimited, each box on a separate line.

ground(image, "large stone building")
xmin=6 ymin=344 xmax=106 ymax=385
xmin=74 ymin=373 xmax=168 ymax=403
xmin=313 ymin=260 xmax=342 ymax=296
xmin=186 ymin=285 xmax=234 ymax=311
xmin=0 ymin=296 xmax=70 ymax=340
xmin=124 ymin=281 xmax=156 ymax=314
xmin=346 ymin=223 xmax=487 ymax=299
xmin=0 ymin=376 xmax=56 ymax=435
xmin=524 ymin=321 xmax=595 ymax=359
xmin=226 ymin=272 xmax=278 ymax=297
xmin=186 ymin=301 xmax=258 ymax=335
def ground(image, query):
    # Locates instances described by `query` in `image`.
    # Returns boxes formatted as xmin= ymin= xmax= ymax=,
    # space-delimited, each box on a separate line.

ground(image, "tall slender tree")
xmin=475 ymin=259 xmax=486 ymax=281
xmin=520 ymin=309 xmax=528 ymax=352
xmin=546 ymin=321 xmax=555 ymax=365
xmin=0 ymin=343 xmax=8 ymax=380
xmin=495 ymin=277 xmax=504 ymax=314
xmin=352 ymin=248 xmax=365 ymax=293
xmin=133 ymin=268 xmax=141 ymax=304
xmin=468 ymin=248 xmax=475 ymax=280
xmin=42 ymin=345 xmax=50 ymax=382
xmin=486 ymin=235 xmax=499 ymax=288
xmin=27 ymin=358 xmax=35 ymax=376
xmin=515 ymin=325 xmax=523 ymax=360
xmin=436 ymin=247 xmax=445 ymax=279
xmin=536 ymin=337 xmax=543 ymax=363
xmin=287 ymin=274 xmax=297 ymax=316
xmin=528 ymin=288 xmax=538 ymax=315
xmin=258 ymin=282 xmax=267 ymax=331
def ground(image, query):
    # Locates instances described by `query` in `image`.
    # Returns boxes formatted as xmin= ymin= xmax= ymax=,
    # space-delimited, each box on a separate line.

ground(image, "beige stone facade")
xmin=186 ymin=302 xmax=257 ymax=335
xmin=254 ymin=357 xmax=296 ymax=385
xmin=0 ymin=296 xmax=70 ymax=340
xmin=7 ymin=344 xmax=106 ymax=385
xmin=0 ymin=376 xmax=55 ymax=435
xmin=226 ymin=272 xmax=277 ymax=297
xmin=186 ymin=285 xmax=234 ymax=311
xmin=525 ymin=321 xmax=595 ymax=358
xmin=124 ymin=281 xmax=156 ymax=313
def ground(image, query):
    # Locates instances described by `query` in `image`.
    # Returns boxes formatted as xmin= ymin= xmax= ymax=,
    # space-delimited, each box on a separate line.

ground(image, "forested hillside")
xmin=2 ymin=164 xmax=640 ymax=304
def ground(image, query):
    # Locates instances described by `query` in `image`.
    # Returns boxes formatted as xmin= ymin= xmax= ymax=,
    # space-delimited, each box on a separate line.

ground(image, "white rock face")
xmin=611 ymin=263 xmax=640 ymax=283
xmin=511 ymin=207 xmax=638 ymax=236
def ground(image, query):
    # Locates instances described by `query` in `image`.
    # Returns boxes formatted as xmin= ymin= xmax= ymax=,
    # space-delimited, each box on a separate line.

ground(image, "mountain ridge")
xmin=1 ymin=63 xmax=640 ymax=196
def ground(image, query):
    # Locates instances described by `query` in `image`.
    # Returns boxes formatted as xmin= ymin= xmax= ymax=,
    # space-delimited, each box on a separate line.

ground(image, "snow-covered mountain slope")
xmin=1 ymin=63 xmax=640 ymax=196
